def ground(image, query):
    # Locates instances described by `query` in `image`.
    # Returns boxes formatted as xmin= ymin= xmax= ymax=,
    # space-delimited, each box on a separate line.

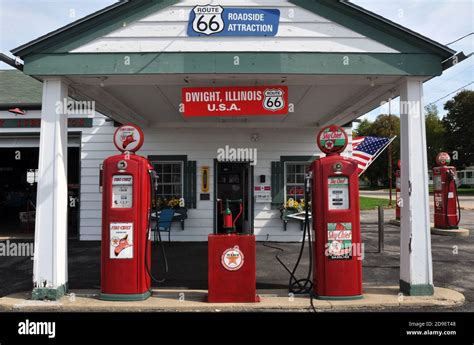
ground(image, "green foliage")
xmin=425 ymin=104 xmax=447 ymax=167
xmin=442 ymin=90 xmax=474 ymax=169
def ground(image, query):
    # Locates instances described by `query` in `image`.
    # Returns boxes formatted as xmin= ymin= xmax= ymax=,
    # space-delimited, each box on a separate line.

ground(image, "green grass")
xmin=428 ymin=187 xmax=474 ymax=195
xmin=359 ymin=196 xmax=394 ymax=210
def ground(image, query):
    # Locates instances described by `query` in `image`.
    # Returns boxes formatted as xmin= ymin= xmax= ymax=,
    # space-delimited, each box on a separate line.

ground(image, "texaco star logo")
xmin=325 ymin=140 xmax=334 ymax=150
xmin=221 ymin=245 xmax=244 ymax=271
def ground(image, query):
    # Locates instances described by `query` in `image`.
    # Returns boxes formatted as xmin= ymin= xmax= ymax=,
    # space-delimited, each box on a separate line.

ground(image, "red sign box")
xmin=182 ymin=86 xmax=288 ymax=117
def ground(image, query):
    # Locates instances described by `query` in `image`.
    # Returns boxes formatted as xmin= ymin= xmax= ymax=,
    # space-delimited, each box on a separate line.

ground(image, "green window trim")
xmin=148 ymin=155 xmax=196 ymax=209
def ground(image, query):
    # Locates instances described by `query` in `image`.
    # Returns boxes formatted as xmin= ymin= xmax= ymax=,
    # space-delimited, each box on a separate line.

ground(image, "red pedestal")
xmin=208 ymin=234 xmax=259 ymax=303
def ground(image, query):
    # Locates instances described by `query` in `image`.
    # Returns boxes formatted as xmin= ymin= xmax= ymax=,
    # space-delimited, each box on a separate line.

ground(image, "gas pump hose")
xmin=263 ymin=176 xmax=314 ymax=301
xmin=445 ymin=170 xmax=461 ymax=227
xmin=144 ymin=171 xmax=169 ymax=289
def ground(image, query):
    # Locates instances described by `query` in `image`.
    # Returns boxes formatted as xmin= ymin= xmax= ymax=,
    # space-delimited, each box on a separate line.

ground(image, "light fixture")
xmin=250 ymin=133 xmax=260 ymax=142
xmin=8 ymin=107 xmax=26 ymax=115
xmin=99 ymin=76 xmax=108 ymax=88
xmin=367 ymin=77 xmax=376 ymax=87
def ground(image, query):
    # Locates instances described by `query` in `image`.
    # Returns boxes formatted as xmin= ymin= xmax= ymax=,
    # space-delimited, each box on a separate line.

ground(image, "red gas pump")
xmin=208 ymin=198 xmax=258 ymax=303
xmin=311 ymin=125 xmax=363 ymax=299
xmin=395 ymin=160 xmax=401 ymax=220
xmin=100 ymin=124 xmax=155 ymax=301
xmin=433 ymin=152 xmax=461 ymax=229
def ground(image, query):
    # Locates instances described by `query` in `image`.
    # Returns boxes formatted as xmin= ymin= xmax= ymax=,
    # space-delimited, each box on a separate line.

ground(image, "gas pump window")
xmin=112 ymin=175 xmax=133 ymax=209
xmin=433 ymin=174 xmax=442 ymax=191
xmin=328 ymin=176 xmax=349 ymax=210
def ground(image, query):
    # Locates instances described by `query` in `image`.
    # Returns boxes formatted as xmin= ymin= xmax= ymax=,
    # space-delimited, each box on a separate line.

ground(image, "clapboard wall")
xmin=79 ymin=123 xmax=353 ymax=241
xmin=72 ymin=0 xmax=396 ymax=53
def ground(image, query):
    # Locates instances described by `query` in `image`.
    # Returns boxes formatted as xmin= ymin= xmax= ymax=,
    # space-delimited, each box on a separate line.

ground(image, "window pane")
xmin=163 ymin=164 xmax=171 ymax=173
xmin=162 ymin=174 xmax=171 ymax=183
xmin=173 ymin=184 xmax=182 ymax=196
xmin=163 ymin=185 xmax=172 ymax=195
xmin=295 ymin=165 xmax=304 ymax=174
xmin=287 ymin=164 xmax=295 ymax=174
xmin=296 ymin=174 xmax=304 ymax=184
xmin=172 ymin=174 xmax=181 ymax=183
xmin=286 ymin=174 xmax=295 ymax=183
xmin=172 ymin=164 xmax=181 ymax=173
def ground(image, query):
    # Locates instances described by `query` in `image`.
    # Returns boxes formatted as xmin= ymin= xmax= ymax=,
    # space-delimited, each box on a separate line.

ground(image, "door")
xmin=214 ymin=161 xmax=254 ymax=234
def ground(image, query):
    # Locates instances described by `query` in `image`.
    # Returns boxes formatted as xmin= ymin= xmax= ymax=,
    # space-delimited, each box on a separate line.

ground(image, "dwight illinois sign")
xmin=187 ymin=5 xmax=280 ymax=36
xmin=182 ymin=86 xmax=288 ymax=117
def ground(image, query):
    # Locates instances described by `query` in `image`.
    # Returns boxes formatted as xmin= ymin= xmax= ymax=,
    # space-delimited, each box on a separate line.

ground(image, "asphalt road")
xmin=0 ymin=208 xmax=472 ymax=311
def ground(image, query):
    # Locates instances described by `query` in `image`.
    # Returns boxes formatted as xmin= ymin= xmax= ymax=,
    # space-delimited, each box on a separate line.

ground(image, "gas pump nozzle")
xmin=305 ymin=171 xmax=313 ymax=193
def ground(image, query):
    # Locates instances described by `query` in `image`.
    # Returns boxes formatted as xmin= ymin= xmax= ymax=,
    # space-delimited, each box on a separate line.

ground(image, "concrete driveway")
xmin=0 ymin=208 xmax=472 ymax=311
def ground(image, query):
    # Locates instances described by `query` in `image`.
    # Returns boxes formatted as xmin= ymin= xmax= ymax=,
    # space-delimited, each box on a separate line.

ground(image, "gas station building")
xmin=8 ymin=0 xmax=458 ymax=299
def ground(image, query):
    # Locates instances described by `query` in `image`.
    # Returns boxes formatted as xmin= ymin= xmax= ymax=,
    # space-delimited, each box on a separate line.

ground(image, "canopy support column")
xmin=399 ymin=77 xmax=434 ymax=296
xmin=32 ymin=78 xmax=69 ymax=300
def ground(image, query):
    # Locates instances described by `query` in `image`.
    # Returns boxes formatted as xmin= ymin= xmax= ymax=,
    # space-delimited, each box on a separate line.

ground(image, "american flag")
xmin=352 ymin=136 xmax=394 ymax=175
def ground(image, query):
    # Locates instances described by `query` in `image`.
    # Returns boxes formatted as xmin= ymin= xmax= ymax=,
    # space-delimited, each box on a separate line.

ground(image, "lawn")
xmin=428 ymin=187 xmax=474 ymax=195
xmin=359 ymin=196 xmax=394 ymax=210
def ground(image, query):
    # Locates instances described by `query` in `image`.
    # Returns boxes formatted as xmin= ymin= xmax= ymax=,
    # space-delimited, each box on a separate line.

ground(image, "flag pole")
xmin=358 ymin=136 xmax=397 ymax=177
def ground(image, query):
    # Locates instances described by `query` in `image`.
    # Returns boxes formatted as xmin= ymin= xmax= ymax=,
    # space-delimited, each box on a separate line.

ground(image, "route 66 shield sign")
xmin=192 ymin=5 xmax=225 ymax=36
xmin=263 ymin=88 xmax=285 ymax=112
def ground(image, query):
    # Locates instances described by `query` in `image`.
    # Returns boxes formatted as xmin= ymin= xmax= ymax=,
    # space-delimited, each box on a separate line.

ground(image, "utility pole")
xmin=388 ymin=99 xmax=393 ymax=206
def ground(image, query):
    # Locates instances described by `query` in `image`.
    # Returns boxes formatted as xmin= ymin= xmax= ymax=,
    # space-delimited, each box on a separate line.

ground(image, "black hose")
xmin=144 ymin=170 xmax=168 ymax=289
xmin=263 ymin=173 xmax=315 ymax=310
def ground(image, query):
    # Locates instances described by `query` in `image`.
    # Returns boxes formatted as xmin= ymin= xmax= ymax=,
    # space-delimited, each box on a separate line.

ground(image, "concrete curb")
xmin=389 ymin=219 xmax=400 ymax=226
xmin=0 ymin=286 xmax=464 ymax=312
xmin=431 ymin=227 xmax=470 ymax=237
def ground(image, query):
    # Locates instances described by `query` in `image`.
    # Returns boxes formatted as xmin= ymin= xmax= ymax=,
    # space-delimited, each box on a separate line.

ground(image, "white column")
xmin=399 ymin=77 xmax=434 ymax=296
xmin=32 ymin=78 xmax=69 ymax=300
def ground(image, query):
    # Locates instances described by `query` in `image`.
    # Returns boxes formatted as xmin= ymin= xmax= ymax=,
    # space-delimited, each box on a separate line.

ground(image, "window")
xmin=285 ymin=162 xmax=311 ymax=202
xmin=467 ymin=171 xmax=473 ymax=179
xmin=153 ymin=161 xmax=183 ymax=200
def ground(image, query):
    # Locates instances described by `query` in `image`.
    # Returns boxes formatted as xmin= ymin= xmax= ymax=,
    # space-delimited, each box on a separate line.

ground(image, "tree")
xmin=425 ymin=104 xmax=446 ymax=167
xmin=442 ymin=90 xmax=474 ymax=169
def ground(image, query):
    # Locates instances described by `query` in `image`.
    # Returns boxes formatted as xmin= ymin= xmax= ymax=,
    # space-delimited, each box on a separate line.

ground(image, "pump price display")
xmin=112 ymin=175 xmax=133 ymax=209
xmin=328 ymin=177 xmax=349 ymax=210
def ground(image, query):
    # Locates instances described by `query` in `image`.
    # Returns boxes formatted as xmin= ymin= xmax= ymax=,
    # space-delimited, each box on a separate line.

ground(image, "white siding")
xmin=79 ymin=124 xmax=352 ymax=242
xmin=71 ymin=1 xmax=397 ymax=53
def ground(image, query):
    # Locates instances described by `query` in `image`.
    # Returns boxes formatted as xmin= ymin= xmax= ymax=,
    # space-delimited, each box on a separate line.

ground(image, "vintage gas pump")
xmin=395 ymin=160 xmax=401 ymax=221
xmin=311 ymin=125 xmax=363 ymax=299
xmin=208 ymin=198 xmax=258 ymax=302
xmin=100 ymin=124 xmax=156 ymax=301
xmin=433 ymin=152 xmax=461 ymax=229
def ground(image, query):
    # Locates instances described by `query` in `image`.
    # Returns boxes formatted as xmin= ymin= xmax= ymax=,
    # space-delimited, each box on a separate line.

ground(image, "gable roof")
xmin=0 ymin=70 xmax=43 ymax=106
xmin=11 ymin=0 xmax=455 ymax=60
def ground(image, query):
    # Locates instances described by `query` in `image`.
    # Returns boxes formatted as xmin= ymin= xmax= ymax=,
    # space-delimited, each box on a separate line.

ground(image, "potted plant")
xmin=280 ymin=198 xmax=306 ymax=231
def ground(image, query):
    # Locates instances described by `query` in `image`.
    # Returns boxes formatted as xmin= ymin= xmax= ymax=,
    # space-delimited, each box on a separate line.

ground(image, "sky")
xmin=0 ymin=0 xmax=472 ymax=121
